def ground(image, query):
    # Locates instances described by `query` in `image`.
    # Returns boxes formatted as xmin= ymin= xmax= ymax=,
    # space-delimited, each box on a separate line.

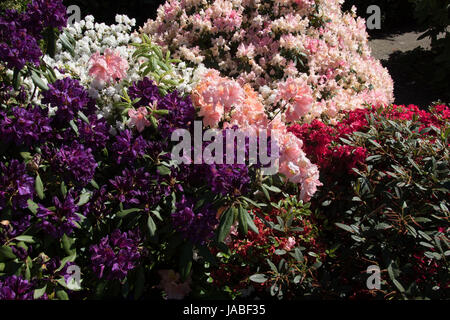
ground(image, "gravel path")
xmin=369 ymin=31 xmax=431 ymax=61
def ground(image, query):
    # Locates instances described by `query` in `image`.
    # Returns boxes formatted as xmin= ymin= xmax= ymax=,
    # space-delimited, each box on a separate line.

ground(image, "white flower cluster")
xmin=44 ymin=15 xmax=141 ymax=120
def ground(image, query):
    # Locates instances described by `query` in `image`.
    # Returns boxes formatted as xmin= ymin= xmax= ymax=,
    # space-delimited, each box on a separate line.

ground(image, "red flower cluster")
xmin=210 ymin=205 xmax=325 ymax=294
xmin=288 ymin=104 xmax=450 ymax=178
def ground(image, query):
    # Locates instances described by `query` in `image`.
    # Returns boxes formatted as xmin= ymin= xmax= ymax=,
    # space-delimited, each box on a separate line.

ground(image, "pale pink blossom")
xmin=283 ymin=237 xmax=296 ymax=251
xmin=128 ymin=107 xmax=150 ymax=132
xmin=88 ymin=49 xmax=129 ymax=83
xmin=157 ymin=270 xmax=191 ymax=300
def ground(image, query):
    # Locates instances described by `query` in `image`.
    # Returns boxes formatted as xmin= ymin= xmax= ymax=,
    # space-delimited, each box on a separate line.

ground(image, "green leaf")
xmin=27 ymin=199 xmax=38 ymax=215
xmin=35 ymin=174 xmax=45 ymax=200
xmin=274 ymin=249 xmax=286 ymax=256
xmin=335 ymin=222 xmax=356 ymax=234
xmin=147 ymin=215 xmax=157 ymax=237
xmin=56 ymin=253 xmax=76 ymax=273
xmin=116 ymin=208 xmax=141 ymax=218
xmin=61 ymin=234 xmax=75 ymax=255
xmin=14 ymin=235 xmax=34 ymax=243
xmin=217 ymin=207 xmax=235 ymax=243
xmin=392 ymin=279 xmax=405 ymax=293
xmin=179 ymin=242 xmax=193 ymax=282
xmin=261 ymin=185 xmax=270 ymax=201
xmin=134 ymin=266 xmax=145 ymax=299
xmin=264 ymin=185 xmax=282 ymax=193
xmin=33 ymin=285 xmax=47 ymax=300
xmin=56 ymin=289 xmax=69 ymax=300
xmin=60 ymin=181 xmax=67 ymax=198
xmin=77 ymin=192 xmax=91 ymax=206
xmin=0 ymin=246 xmax=16 ymax=261
xmin=267 ymin=259 xmax=278 ymax=273
xmin=249 ymin=274 xmax=268 ymax=283
xmin=77 ymin=111 xmax=90 ymax=124
xmin=156 ymin=165 xmax=171 ymax=176
xmin=31 ymin=70 xmax=49 ymax=91
xmin=237 ymin=204 xmax=248 ymax=235
xmin=20 ymin=152 xmax=32 ymax=161
xmin=69 ymin=120 xmax=79 ymax=136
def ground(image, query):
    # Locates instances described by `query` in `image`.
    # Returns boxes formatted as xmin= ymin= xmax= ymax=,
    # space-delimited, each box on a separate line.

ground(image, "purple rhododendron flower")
xmin=0 ymin=105 xmax=51 ymax=147
xmin=76 ymin=115 xmax=110 ymax=151
xmin=45 ymin=142 xmax=98 ymax=186
xmin=109 ymin=167 xmax=169 ymax=212
xmin=0 ymin=160 xmax=34 ymax=211
xmin=0 ymin=14 xmax=42 ymax=70
xmin=0 ymin=276 xmax=34 ymax=300
xmin=157 ymin=90 xmax=196 ymax=135
xmin=111 ymin=129 xmax=148 ymax=165
xmin=171 ymin=196 xmax=217 ymax=245
xmin=36 ymin=192 xmax=80 ymax=238
xmin=24 ymin=0 xmax=68 ymax=36
xmin=90 ymin=229 xmax=145 ymax=280
xmin=127 ymin=77 xmax=160 ymax=107
xmin=41 ymin=78 xmax=92 ymax=123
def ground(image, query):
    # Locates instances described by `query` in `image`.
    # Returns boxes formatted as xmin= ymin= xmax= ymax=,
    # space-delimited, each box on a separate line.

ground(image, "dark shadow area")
xmin=382 ymin=47 xmax=449 ymax=106
xmin=63 ymin=0 xmax=166 ymax=27
xmin=342 ymin=0 xmax=420 ymax=39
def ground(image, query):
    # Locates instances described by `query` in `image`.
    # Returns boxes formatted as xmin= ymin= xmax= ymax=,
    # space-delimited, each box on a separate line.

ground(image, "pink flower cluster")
xmin=142 ymin=0 xmax=394 ymax=119
xmin=192 ymin=69 xmax=322 ymax=201
xmin=88 ymin=49 xmax=129 ymax=84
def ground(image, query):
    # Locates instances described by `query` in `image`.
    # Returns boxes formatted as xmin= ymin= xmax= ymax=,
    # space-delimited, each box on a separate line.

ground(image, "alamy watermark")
xmin=366 ymin=5 xmax=381 ymax=30
xmin=67 ymin=5 xmax=81 ymax=26
xmin=66 ymin=264 xmax=82 ymax=291
xmin=171 ymin=121 xmax=280 ymax=175
xmin=366 ymin=265 xmax=381 ymax=290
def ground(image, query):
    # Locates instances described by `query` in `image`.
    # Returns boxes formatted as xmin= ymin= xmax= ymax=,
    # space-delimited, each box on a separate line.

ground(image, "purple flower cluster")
xmin=128 ymin=77 xmax=160 ymax=107
xmin=109 ymin=168 xmax=169 ymax=212
xmin=0 ymin=105 xmax=51 ymax=147
xmin=90 ymin=229 xmax=145 ymax=280
xmin=0 ymin=14 xmax=42 ymax=70
xmin=0 ymin=213 xmax=31 ymax=245
xmin=81 ymin=186 xmax=111 ymax=218
xmin=0 ymin=276 xmax=34 ymax=300
xmin=111 ymin=130 xmax=148 ymax=165
xmin=171 ymin=196 xmax=217 ymax=245
xmin=45 ymin=143 xmax=98 ymax=186
xmin=157 ymin=90 xmax=196 ymax=135
xmin=206 ymin=164 xmax=250 ymax=197
xmin=0 ymin=160 xmax=34 ymax=211
xmin=0 ymin=0 xmax=67 ymax=71
xmin=41 ymin=78 xmax=93 ymax=123
xmin=76 ymin=115 xmax=110 ymax=151
xmin=23 ymin=0 xmax=68 ymax=36
xmin=36 ymin=192 xmax=80 ymax=238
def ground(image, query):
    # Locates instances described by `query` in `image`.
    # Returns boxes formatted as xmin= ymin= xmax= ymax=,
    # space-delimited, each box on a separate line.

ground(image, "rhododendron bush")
xmin=0 ymin=0 xmax=448 ymax=301
xmin=142 ymin=0 xmax=394 ymax=119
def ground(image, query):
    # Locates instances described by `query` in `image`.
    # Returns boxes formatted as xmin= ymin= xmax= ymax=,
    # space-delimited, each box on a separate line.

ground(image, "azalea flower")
xmin=128 ymin=107 xmax=150 ymax=132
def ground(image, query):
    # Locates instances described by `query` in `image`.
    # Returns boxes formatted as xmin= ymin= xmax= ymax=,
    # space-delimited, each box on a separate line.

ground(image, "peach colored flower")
xmin=277 ymin=77 xmax=314 ymax=122
xmin=128 ymin=107 xmax=150 ymax=132
xmin=88 ymin=49 xmax=129 ymax=83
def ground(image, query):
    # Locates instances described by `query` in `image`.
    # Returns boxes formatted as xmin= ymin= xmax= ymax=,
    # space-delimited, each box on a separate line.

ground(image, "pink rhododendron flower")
xmin=89 ymin=49 xmax=129 ymax=83
xmin=157 ymin=270 xmax=191 ymax=300
xmin=283 ymin=237 xmax=296 ymax=251
xmin=192 ymin=70 xmax=245 ymax=128
xmin=128 ymin=107 xmax=150 ymax=132
xmin=277 ymin=77 xmax=314 ymax=122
